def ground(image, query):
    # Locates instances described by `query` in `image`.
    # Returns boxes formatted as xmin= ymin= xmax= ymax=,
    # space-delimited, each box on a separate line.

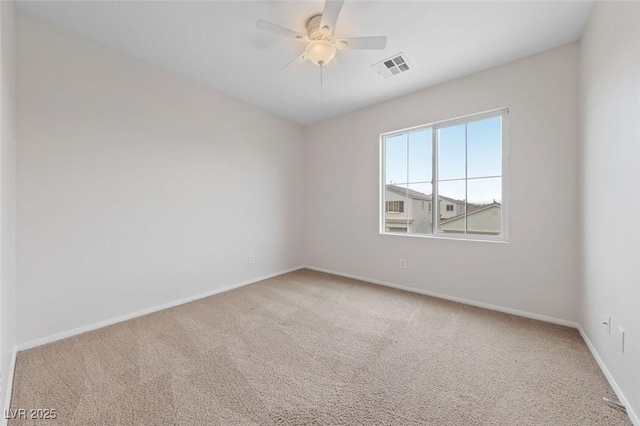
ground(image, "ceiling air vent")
xmin=373 ymin=53 xmax=411 ymax=78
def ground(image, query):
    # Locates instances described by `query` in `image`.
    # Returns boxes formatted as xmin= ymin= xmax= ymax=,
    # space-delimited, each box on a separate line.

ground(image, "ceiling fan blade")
xmin=279 ymin=51 xmax=307 ymax=72
xmin=337 ymin=36 xmax=388 ymax=50
xmin=256 ymin=20 xmax=307 ymax=41
xmin=320 ymin=0 xmax=345 ymax=35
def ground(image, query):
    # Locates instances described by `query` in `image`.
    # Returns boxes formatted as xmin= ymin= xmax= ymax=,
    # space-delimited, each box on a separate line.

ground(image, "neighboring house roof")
xmin=385 ymin=184 xmax=465 ymax=204
xmin=439 ymin=194 xmax=465 ymax=204
xmin=386 ymin=184 xmax=431 ymax=201
xmin=439 ymin=202 xmax=501 ymax=224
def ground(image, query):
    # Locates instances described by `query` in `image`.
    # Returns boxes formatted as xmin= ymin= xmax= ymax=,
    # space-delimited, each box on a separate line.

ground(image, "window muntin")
xmin=381 ymin=109 xmax=507 ymax=241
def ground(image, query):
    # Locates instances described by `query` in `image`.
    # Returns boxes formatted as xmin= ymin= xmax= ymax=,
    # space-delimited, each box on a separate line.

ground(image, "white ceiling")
xmin=16 ymin=1 xmax=594 ymax=125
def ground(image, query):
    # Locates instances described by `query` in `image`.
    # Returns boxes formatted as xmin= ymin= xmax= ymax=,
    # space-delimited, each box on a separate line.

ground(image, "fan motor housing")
xmin=307 ymin=14 xmax=331 ymax=41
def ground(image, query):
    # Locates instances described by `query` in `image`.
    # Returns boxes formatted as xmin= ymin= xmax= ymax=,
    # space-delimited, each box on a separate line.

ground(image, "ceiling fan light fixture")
xmin=257 ymin=0 xmax=387 ymax=71
xmin=305 ymin=40 xmax=336 ymax=66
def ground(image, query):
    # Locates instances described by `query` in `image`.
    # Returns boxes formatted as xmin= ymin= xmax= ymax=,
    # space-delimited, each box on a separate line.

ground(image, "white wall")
xmin=16 ymin=14 xmax=305 ymax=345
xmin=579 ymin=2 xmax=640 ymax=421
xmin=306 ymin=44 xmax=580 ymax=323
xmin=0 ymin=0 xmax=16 ymax=408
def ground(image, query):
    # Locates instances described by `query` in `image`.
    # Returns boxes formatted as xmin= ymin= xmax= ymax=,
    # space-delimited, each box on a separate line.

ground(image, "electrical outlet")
xmin=249 ymin=254 xmax=255 ymax=264
xmin=603 ymin=315 xmax=611 ymax=334
xmin=400 ymin=259 xmax=406 ymax=269
xmin=617 ymin=326 xmax=625 ymax=353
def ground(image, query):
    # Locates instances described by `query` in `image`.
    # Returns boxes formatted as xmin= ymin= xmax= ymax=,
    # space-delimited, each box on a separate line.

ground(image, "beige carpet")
xmin=10 ymin=269 xmax=631 ymax=425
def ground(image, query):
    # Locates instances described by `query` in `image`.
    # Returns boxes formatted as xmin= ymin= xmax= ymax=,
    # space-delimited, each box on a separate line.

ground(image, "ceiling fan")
xmin=256 ymin=0 xmax=388 ymax=70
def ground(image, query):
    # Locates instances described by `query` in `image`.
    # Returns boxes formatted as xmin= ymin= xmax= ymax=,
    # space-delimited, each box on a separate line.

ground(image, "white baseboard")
xmin=2 ymin=348 xmax=17 ymax=426
xmin=304 ymin=265 xmax=578 ymax=328
xmin=16 ymin=266 xmax=305 ymax=352
xmin=577 ymin=325 xmax=639 ymax=426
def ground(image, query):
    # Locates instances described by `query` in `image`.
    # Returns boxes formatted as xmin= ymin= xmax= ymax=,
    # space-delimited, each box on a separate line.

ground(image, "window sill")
xmin=379 ymin=231 xmax=509 ymax=244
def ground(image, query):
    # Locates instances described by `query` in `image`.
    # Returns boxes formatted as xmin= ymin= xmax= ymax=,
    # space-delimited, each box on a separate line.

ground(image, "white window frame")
xmin=379 ymin=108 xmax=509 ymax=243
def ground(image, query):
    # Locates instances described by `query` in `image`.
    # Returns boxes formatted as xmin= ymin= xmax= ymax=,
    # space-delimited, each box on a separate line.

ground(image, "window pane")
xmin=467 ymin=116 xmax=502 ymax=178
xmin=384 ymin=183 xmax=408 ymax=233
xmin=382 ymin=111 xmax=504 ymax=240
xmin=385 ymin=134 xmax=407 ymax=185
xmin=467 ymin=177 xmax=502 ymax=236
xmin=437 ymin=124 xmax=465 ymax=180
xmin=408 ymin=129 xmax=432 ymax=184
xmin=407 ymin=183 xmax=432 ymax=235
xmin=437 ymin=180 xmax=465 ymax=234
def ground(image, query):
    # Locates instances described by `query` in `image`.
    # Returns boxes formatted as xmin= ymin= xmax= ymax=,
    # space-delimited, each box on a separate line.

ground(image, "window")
xmin=386 ymin=200 xmax=404 ymax=213
xmin=380 ymin=109 xmax=507 ymax=241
